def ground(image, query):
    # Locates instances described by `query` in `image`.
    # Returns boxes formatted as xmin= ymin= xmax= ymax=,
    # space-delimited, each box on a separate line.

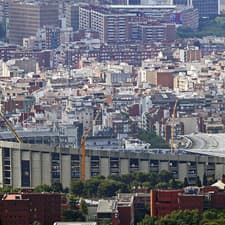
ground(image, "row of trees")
xmin=69 ymin=171 xmax=184 ymax=198
xmin=69 ymin=171 xmax=216 ymax=198
xmin=2 ymin=172 xmax=215 ymax=197
xmin=3 ymin=171 xmax=215 ymax=198
xmin=31 ymin=170 xmax=183 ymax=198
xmin=138 ymin=209 xmax=225 ymax=225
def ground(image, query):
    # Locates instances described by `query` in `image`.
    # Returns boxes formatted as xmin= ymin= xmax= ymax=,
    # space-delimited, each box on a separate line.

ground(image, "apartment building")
xmin=79 ymin=5 xmax=91 ymax=30
xmin=92 ymin=9 xmax=132 ymax=43
xmin=80 ymin=6 xmax=134 ymax=43
xmin=128 ymin=21 xmax=176 ymax=41
xmin=79 ymin=5 xmax=176 ymax=43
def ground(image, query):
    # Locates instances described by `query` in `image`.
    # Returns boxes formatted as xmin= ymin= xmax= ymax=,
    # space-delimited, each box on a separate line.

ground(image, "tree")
xmin=62 ymin=209 xmax=85 ymax=222
xmin=120 ymin=173 xmax=136 ymax=185
xmin=200 ymin=219 xmax=225 ymax=225
xmin=0 ymin=186 xmax=13 ymax=193
xmin=80 ymin=199 xmax=88 ymax=215
xmin=202 ymin=210 xmax=218 ymax=221
xmin=167 ymin=209 xmax=201 ymax=225
xmin=68 ymin=194 xmax=79 ymax=210
xmin=138 ymin=129 xmax=169 ymax=149
xmin=168 ymin=179 xmax=180 ymax=189
xmin=168 ymin=179 xmax=183 ymax=189
xmin=34 ymin=184 xmax=53 ymax=192
xmin=207 ymin=177 xmax=215 ymax=185
xmin=63 ymin=187 xmax=70 ymax=193
xmin=12 ymin=188 xmax=20 ymax=193
xmin=184 ymin=177 xmax=189 ymax=187
xmin=135 ymin=171 xmax=151 ymax=183
xmin=51 ymin=182 xmax=63 ymax=192
xmin=215 ymin=17 xmax=225 ymax=25
xmin=196 ymin=176 xmax=202 ymax=187
xmin=155 ymin=182 xmax=168 ymax=189
xmin=83 ymin=178 xmax=101 ymax=197
xmin=203 ymin=174 xmax=208 ymax=186
xmin=97 ymin=179 xmax=127 ymax=197
xmin=138 ymin=209 xmax=225 ymax=225
xmin=148 ymin=173 xmax=159 ymax=186
xmin=71 ymin=180 xmax=84 ymax=196
xmin=142 ymin=181 xmax=153 ymax=190
xmin=156 ymin=217 xmax=177 ymax=225
xmin=137 ymin=215 xmax=158 ymax=225
xmin=158 ymin=170 xmax=172 ymax=183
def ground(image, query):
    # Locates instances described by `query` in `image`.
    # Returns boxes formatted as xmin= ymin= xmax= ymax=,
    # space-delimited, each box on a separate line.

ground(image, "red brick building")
xmin=151 ymin=189 xmax=183 ymax=216
xmin=147 ymin=71 xmax=174 ymax=89
xmin=151 ymin=185 xmax=225 ymax=217
xmin=0 ymin=193 xmax=61 ymax=225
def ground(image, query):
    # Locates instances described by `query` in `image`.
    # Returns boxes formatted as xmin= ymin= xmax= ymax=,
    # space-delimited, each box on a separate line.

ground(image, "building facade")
xmin=151 ymin=185 xmax=225 ymax=217
xmin=79 ymin=5 xmax=176 ymax=43
xmin=0 ymin=193 xmax=61 ymax=225
xmin=192 ymin=0 xmax=219 ymax=18
xmin=0 ymin=141 xmax=225 ymax=188
xmin=66 ymin=4 xmax=80 ymax=31
xmin=174 ymin=0 xmax=219 ymax=18
xmin=8 ymin=1 xmax=58 ymax=45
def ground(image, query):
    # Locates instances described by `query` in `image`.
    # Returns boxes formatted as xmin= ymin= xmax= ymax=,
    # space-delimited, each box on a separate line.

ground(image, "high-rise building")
xmin=91 ymin=9 xmax=132 ymax=43
xmin=192 ymin=0 xmax=219 ymax=18
xmin=128 ymin=0 xmax=141 ymax=4
xmin=66 ymin=3 xmax=81 ymax=31
xmin=8 ymin=1 xmax=59 ymax=45
xmin=79 ymin=6 xmax=133 ymax=42
xmin=79 ymin=5 xmax=91 ymax=30
xmin=174 ymin=0 xmax=219 ymax=18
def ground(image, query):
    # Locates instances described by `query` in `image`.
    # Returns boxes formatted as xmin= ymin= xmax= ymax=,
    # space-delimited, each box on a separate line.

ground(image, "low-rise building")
xmin=97 ymin=194 xmax=134 ymax=225
xmin=151 ymin=182 xmax=225 ymax=217
xmin=0 ymin=192 xmax=61 ymax=225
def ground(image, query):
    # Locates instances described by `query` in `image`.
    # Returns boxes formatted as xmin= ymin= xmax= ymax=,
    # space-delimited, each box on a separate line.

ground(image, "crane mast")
xmin=81 ymin=99 xmax=107 ymax=183
xmin=170 ymin=99 xmax=178 ymax=154
xmin=0 ymin=111 xmax=23 ymax=144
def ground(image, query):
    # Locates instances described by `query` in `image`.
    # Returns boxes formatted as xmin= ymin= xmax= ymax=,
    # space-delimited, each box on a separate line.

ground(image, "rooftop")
xmin=108 ymin=5 xmax=176 ymax=9
xmin=183 ymin=133 xmax=225 ymax=157
xmin=97 ymin=200 xmax=117 ymax=213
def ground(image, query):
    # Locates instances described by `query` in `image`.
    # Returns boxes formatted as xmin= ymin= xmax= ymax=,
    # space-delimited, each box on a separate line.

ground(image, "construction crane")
xmin=80 ymin=98 xmax=108 ymax=183
xmin=170 ymin=99 xmax=178 ymax=154
xmin=0 ymin=111 xmax=23 ymax=144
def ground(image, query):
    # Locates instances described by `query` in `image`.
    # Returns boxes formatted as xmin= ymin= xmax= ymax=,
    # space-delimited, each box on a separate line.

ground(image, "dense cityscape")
xmin=0 ymin=0 xmax=225 ymax=224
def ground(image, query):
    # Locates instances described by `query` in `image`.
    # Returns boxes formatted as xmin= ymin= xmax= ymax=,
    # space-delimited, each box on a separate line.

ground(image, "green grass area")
xmin=177 ymin=17 xmax=225 ymax=38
